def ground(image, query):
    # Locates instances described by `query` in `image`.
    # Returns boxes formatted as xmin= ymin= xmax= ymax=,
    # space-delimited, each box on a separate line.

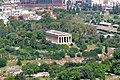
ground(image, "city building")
xmin=20 ymin=0 xmax=64 ymax=8
xmin=2 ymin=0 xmax=21 ymax=17
xmin=84 ymin=0 xmax=92 ymax=7
xmin=104 ymin=0 xmax=120 ymax=4
xmin=11 ymin=8 xmax=23 ymax=16
xmin=83 ymin=0 xmax=120 ymax=7
xmin=19 ymin=10 xmax=42 ymax=20
xmin=46 ymin=30 xmax=72 ymax=44
xmin=65 ymin=0 xmax=82 ymax=4
xmin=92 ymin=0 xmax=104 ymax=5
xmin=3 ymin=0 xmax=20 ymax=4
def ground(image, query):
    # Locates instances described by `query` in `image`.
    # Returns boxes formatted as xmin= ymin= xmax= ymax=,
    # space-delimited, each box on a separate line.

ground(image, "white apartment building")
xmin=28 ymin=14 xmax=41 ymax=20
xmin=12 ymin=8 xmax=23 ymax=16
xmin=107 ymin=0 xmax=120 ymax=3
xmin=2 ymin=0 xmax=22 ymax=16
xmin=65 ymin=0 xmax=83 ymax=4
xmin=108 ymin=0 xmax=120 ymax=6
xmin=91 ymin=0 xmax=104 ymax=5
xmin=3 ymin=0 xmax=20 ymax=3
xmin=0 ymin=0 xmax=42 ymax=26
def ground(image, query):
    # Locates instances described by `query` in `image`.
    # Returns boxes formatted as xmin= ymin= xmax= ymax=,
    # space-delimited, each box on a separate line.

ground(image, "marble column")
xmin=66 ymin=37 xmax=67 ymax=43
xmin=58 ymin=37 xmax=61 ymax=43
xmin=67 ymin=37 xmax=69 ymax=43
xmin=62 ymin=37 xmax=64 ymax=43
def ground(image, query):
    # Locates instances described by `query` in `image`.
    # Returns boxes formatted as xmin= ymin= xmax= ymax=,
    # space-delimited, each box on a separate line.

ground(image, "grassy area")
xmin=7 ymin=60 xmax=17 ymax=66
xmin=26 ymin=77 xmax=53 ymax=80
xmin=105 ymin=76 xmax=120 ymax=80
xmin=7 ymin=59 xmax=53 ymax=67
xmin=87 ymin=44 xmax=96 ymax=51
xmin=7 ymin=56 xmax=83 ymax=67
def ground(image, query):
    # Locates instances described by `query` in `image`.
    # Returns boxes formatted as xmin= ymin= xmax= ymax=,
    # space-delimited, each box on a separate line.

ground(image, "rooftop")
xmin=99 ymin=22 xmax=112 ymax=26
xmin=97 ymin=26 xmax=117 ymax=32
xmin=31 ymin=72 xmax=49 ymax=77
xmin=112 ymin=24 xmax=119 ymax=27
xmin=46 ymin=30 xmax=71 ymax=36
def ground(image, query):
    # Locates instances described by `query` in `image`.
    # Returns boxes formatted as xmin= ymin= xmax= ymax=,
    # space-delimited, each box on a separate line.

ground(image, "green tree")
xmin=39 ymin=63 xmax=49 ymax=72
xmin=113 ymin=15 xmax=119 ymax=19
xmin=64 ymin=62 xmax=82 ymax=68
xmin=50 ymin=51 xmax=65 ymax=60
xmin=4 ymin=76 xmax=15 ymax=80
xmin=80 ymin=44 xmax=87 ymax=52
xmin=70 ymin=47 xmax=79 ymax=53
xmin=16 ymin=59 xmax=22 ymax=66
xmin=111 ymin=61 xmax=120 ymax=75
xmin=0 ymin=58 xmax=7 ymax=68
xmin=117 ymin=26 xmax=120 ymax=31
xmin=88 ymin=62 xmax=109 ymax=79
xmin=80 ymin=65 xmax=95 ymax=79
xmin=67 ymin=47 xmax=79 ymax=58
xmin=67 ymin=52 xmax=75 ymax=58
xmin=77 ymin=53 xmax=82 ymax=57
xmin=100 ymin=35 xmax=105 ymax=43
xmin=94 ymin=48 xmax=102 ymax=54
xmin=15 ymin=72 xmax=26 ymax=80
xmin=113 ymin=49 xmax=120 ymax=60
xmin=105 ymin=45 xmax=108 ymax=53
xmin=57 ymin=68 xmax=80 ymax=80
xmin=22 ymin=62 xmax=39 ymax=76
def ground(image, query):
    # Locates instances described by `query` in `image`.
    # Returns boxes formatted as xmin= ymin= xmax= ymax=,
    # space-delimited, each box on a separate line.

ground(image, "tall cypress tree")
xmin=105 ymin=44 xmax=108 ymax=54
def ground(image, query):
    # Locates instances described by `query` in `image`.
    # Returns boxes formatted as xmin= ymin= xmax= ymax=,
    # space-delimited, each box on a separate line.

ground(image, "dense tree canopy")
xmin=0 ymin=58 xmax=7 ymax=68
xmin=1 ymin=8 xmax=120 ymax=80
xmin=111 ymin=61 xmax=120 ymax=75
